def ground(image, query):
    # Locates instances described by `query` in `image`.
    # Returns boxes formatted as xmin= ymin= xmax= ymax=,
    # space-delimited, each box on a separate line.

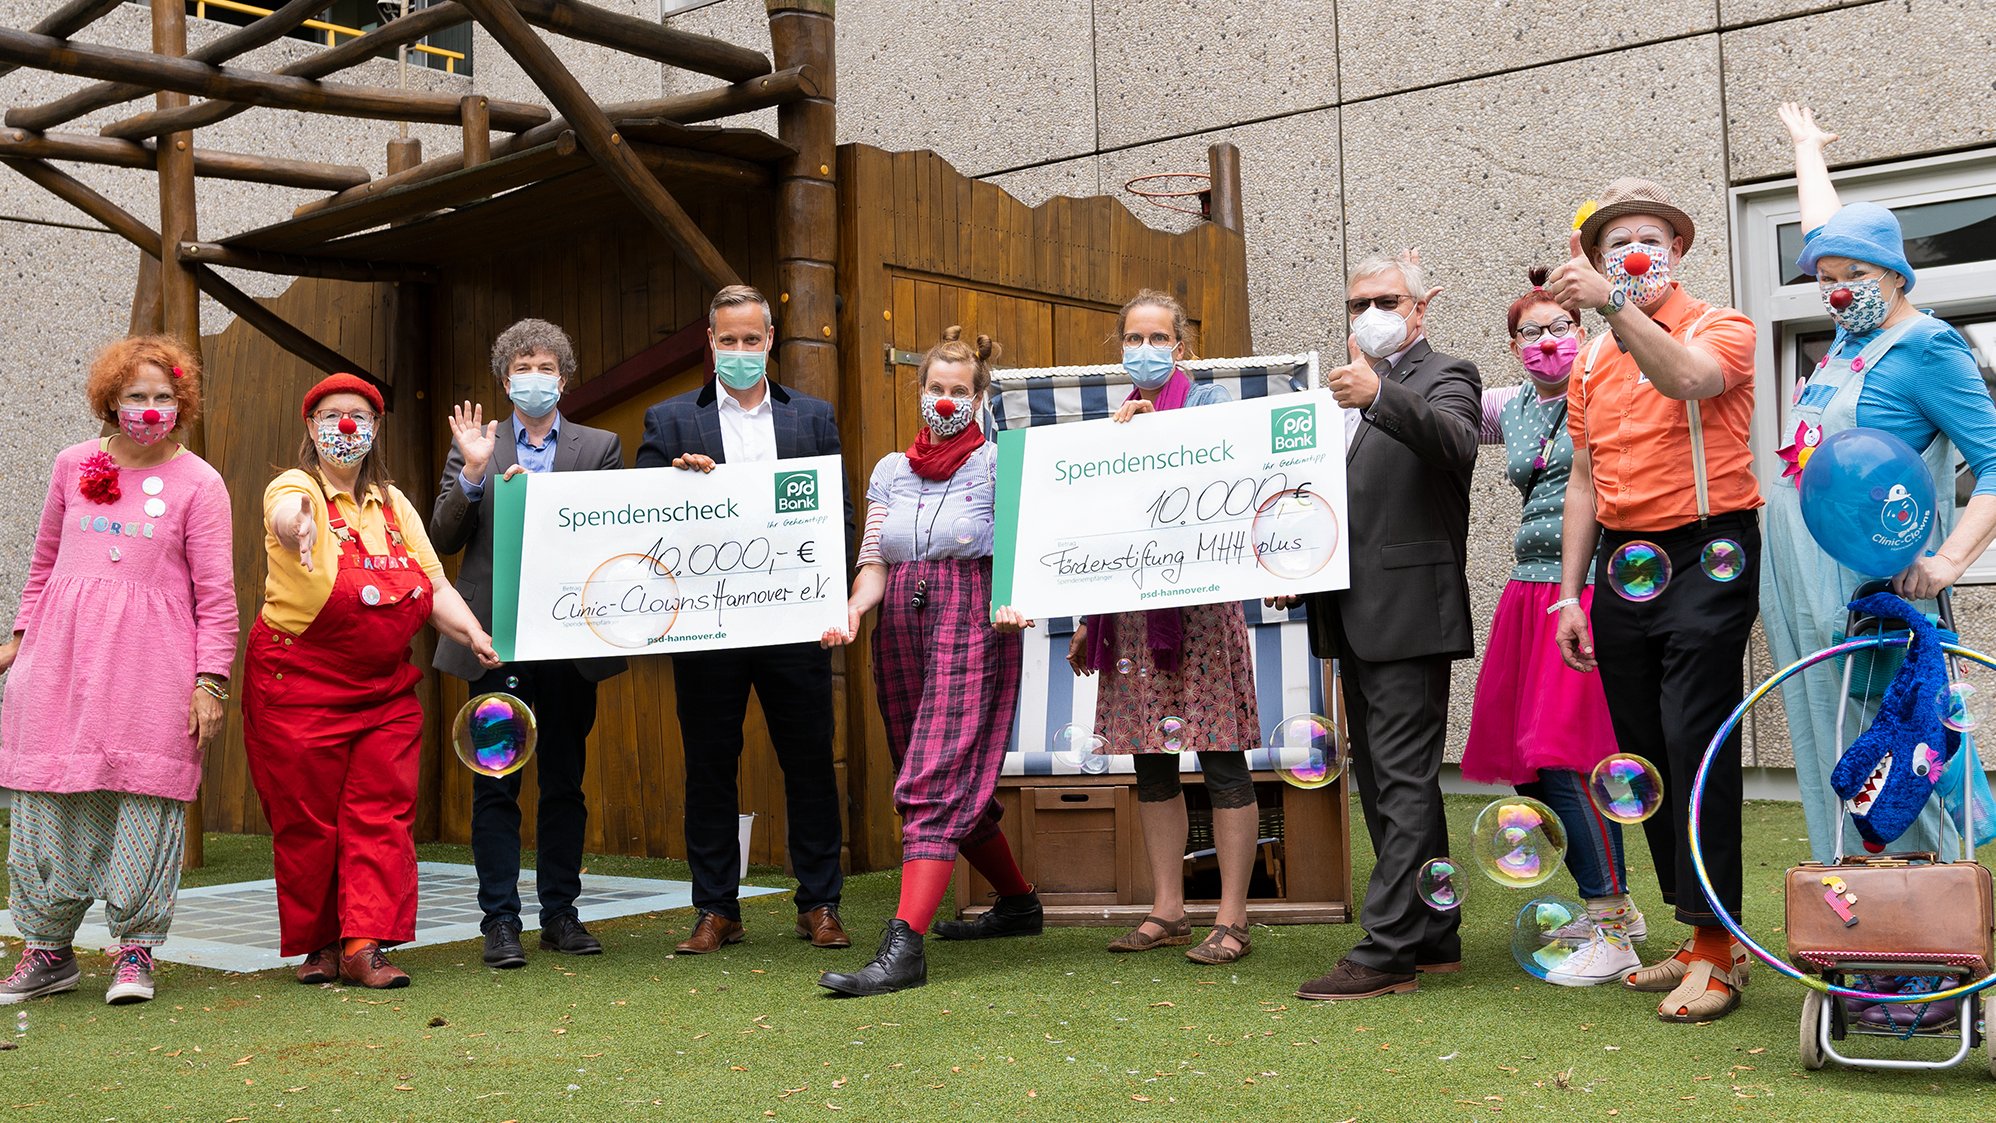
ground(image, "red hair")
xmin=1505 ymin=266 xmax=1573 ymax=337
xmin=85 ymin=335 xmax=202 ymax=425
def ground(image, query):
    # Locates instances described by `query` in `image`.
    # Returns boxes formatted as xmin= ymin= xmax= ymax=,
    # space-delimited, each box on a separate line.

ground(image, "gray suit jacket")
xmin=429 ymin=414 xmax=628 ymax=683
xmin=1303 ymin=339 xmax=1483 ymax=664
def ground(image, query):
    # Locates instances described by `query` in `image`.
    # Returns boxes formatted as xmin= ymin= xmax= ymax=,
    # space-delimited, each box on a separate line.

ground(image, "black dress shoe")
xmin=540 ymin=914 xmax=603 ymax=956
xmin=483 ymin=920 xmax=527 ymax=969
xmin=930 ymin=889 xmax=1044 ymax=940
xmin=818 ymin=920 xmax=926 ymax=997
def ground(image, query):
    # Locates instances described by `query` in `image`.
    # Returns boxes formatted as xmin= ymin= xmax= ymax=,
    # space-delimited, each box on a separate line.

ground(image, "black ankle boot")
xmin=818 ymin=920 xmax=926 ymax=997
xmin=931 ymin=889 xmax=1044 ymax=941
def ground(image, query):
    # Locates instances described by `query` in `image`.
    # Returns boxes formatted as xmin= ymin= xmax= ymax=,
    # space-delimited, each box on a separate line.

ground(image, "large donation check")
xmin=992 ymin=391 xmax=1350 ymax=618
xmin=489 ymin=456 xmax=847 ymax=660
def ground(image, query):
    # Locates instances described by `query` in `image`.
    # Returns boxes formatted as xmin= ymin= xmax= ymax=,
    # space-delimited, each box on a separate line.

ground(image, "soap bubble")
xmin=1944 ymin=681 xmax=1979 ymax=734
xmin=952 ymin=516 xmax=978 ymax=545
xmin=1511 ymin=895 xmax=1589 ymax=980
xmin=1607 ymin=540 xmax=1670 ymax=602
xmin=504 ymin=675 xmax=520 ymax=690
xmin=1252 ymin=488 xmax=1341 ymax=580
xmin=1470 ymin=797 xmax=1567 ymax=889
xmin=581 ymin=552 xmax=680 ymax=648
xmin=452 ymin=693 xmax=537 ymax=778
xmin=1116 ymin=657 xmax=1135 ymax=675
xmin=1417 ymin=857 xmax=1466 ymax=911
xmin=1266 ymin=712 xmax=1342 ymax=790
xmin=1157 ymin=716 xmax=1186 ymax=754
xmin=1052 ymin=723 xmax=1108 ymax=770
xmin=1699 ymin=538 xmax=1744 ymax=583
xmin=1587 ymin=753 xmax=1666 ymax=824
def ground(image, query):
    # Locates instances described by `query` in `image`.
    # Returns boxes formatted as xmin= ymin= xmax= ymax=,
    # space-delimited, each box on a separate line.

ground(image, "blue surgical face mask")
xmin=507 ymin=372 xmax=561 ymax=419
xmin=714 ymin=349 xmax=768 ymax=391
xmin=1123 ymin=344 xmax=1177 ymax=389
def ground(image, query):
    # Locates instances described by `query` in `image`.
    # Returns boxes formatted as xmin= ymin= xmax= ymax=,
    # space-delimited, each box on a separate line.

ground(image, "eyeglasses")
xmin=1121 ymin=332 xmax=1176 ymax=348
xmin=1345 ymin=294 xmax=1414 ymax=315
xmin=1516 ymin=318 xmax=1575 ymax=344
xmin=312 ymin=409 xmax=378 ymax=426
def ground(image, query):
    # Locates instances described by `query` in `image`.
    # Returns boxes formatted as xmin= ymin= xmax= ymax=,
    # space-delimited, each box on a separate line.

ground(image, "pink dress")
xmin=0 ymin=441 xmax=238 ymax=802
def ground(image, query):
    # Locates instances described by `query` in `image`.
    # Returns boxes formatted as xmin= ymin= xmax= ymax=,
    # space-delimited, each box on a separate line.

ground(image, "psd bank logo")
xmin=1271 ymin=403 xmax=1317 ymax=453
xmin=775 ymin=470 xmax=820 ymax=513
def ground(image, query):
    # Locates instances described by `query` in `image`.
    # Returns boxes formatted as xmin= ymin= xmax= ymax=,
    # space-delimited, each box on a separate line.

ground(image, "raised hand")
xmin=1778 ymin=101 xmax=1837 ymax=150
xmin=282 ymin=494 xmax=317 ymax=573
xmin=450 ymin=401 xmax=500 ymax=485
xmin=1546 ymin=229 xmax=1611 ymax=314
xmin=1324 ymin=334 xmax=1381 ymax=410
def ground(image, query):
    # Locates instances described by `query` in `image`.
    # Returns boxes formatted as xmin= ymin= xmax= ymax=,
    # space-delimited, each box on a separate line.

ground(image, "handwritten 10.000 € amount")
xmin=990 ymin=391 xmax=1350 ymax=619
xmin=489 ymin=456 xmax=847 ymax=660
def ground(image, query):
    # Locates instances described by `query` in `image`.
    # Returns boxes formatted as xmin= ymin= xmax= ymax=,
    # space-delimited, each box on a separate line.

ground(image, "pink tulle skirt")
xmin=1461 ymin=581 xmax=1621 ymax=786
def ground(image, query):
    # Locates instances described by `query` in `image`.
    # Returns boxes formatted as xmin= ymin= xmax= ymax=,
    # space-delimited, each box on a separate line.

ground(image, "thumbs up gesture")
xmin=1324 ymin=334 xmax=1381 ymax=410
xmin=1546 ymin=229 xmax=1611 ymax=313
xmin=283 ymin=494 xmax=318 ymax=573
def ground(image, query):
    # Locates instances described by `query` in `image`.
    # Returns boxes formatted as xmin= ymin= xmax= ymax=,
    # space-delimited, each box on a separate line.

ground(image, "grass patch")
xmin=4 ymin=797 xmax=1995 ymax=1120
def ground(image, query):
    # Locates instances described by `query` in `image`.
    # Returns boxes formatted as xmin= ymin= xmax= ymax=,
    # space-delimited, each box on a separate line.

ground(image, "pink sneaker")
xmin=105 ymin=946 xmax=156 ymax=1005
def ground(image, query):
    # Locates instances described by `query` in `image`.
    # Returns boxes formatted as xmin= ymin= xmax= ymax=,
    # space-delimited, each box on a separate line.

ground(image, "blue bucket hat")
xmin=1796 ymin=201 xmax=1916 ymax=293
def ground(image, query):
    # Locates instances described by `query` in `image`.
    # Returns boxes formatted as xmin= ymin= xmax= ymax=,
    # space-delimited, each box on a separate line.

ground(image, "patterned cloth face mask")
xmin=1605 ymin=241 xmax=1672 ymax=307
xmin=920 ymin=392 xmax=977 ymax=438
xmin=1821 ymin=276 xmax=1891 ymax=334
xmin=315 ymin=416 xmax=375 ymax=467
xmin=118 ymin=405 xmax=177 ymax=445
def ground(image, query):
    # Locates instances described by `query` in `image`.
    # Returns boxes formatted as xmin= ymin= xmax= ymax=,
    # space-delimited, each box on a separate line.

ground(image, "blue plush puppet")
xmin=1830 ymin=592 xmax=1960 ymax=853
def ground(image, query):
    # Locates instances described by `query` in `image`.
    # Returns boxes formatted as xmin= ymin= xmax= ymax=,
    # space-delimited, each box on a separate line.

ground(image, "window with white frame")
xmin=1733 ymin=150 xmax=1996 ymax=581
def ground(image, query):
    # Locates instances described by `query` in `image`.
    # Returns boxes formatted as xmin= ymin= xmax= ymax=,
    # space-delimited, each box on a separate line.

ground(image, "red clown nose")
xmin=1622 ymin=251 xmax=1651 ymax=276
xmin=338 ymin=417 xmax=358 ymax=435
xmin=935 ymin=398 xmax=956 ymax=417
xmin=1538 ymin=338 xmax=1558 ymax=354
xmin=1828 ymin=287 xmax=1854 ymax=311
xmin=141 ymin=408 xmax=161 ymax=424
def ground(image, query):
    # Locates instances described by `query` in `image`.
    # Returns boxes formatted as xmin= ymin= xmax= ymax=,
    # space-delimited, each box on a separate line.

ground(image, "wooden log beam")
xmin=226 ymin=131 xmax=584 ymax=253
xmin=128 ymin=249 xmax=163 ymax=334
xmin=0 ymin=158 xmax=386 ymax=388
xmin=0 ymin=0 xmax=124 ymax=79
xmin=461 ymin=96 xmax=490 ymax=168
xmin=179 ymin=241 xmax=440 ymax=284
xmin=0 ymin=28 xmax=552 ymax=133
xmin=766 ymin=0 xmax=836 ymax=401
xmin=8 ymin=0 xmax=328 ymax=133
xmin=457 ymin=0 xmax=740 ymax=289
xmin=99 ymin=3 xmax=472 ymax=141
xmin=291 ymin=67 xmax=814 ymax=217
xmin=1206 ymin=142 xmax=1244 ymax=234
xmin=509 ymin=0 xmax=769 ymax=82
xmin=0 ymin=128 xmax=371 ymax=191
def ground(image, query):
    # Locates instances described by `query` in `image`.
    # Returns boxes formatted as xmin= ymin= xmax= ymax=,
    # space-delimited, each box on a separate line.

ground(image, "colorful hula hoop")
xmin=1689 ymin=633 xmax=1996 ymax=1005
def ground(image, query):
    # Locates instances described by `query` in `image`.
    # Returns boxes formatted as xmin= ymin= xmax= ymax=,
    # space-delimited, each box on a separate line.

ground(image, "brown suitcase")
xmin=1784 ymin=853 xmax=1996 ymax=975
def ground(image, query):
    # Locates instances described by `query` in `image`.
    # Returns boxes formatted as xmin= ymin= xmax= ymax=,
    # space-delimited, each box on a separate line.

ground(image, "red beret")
xmin=302 ymin=373 xmax=385 ymax=420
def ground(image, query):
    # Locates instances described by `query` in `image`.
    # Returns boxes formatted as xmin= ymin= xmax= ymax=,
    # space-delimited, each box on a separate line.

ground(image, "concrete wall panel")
xmin=1092 ymin=0 xmax=1336 ymax=148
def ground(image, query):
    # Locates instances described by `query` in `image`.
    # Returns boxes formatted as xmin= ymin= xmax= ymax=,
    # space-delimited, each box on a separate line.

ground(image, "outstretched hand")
xmin=281 ymin=494 xmax=317 ymax=572
xmin=1778 ymin=101 xmax=1837 ymax=150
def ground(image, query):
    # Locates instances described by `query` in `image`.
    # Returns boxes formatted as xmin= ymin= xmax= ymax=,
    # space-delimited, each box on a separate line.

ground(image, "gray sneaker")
xmin=105 ymin=946 xmax=156 ymax=1005
xmin=0 ymin=947 xmax=81 ymax=1004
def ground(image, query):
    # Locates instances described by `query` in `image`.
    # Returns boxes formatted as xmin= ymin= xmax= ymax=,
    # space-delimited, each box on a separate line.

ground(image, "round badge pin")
xmin=144 ymin=498 xmax=166 ymax=518
xmin=141 ymin=476 xmax=164 ymax=496
xmin=361 ymin=584 xmax=382 ymax=606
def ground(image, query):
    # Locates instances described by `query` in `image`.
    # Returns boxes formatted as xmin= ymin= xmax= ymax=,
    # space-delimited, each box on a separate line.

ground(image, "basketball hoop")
xmin=1124 ymin=172 xmax=1212 ymax=219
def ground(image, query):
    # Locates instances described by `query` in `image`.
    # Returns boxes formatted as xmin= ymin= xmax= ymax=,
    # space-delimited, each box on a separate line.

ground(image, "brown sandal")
xmin=1656 ymin=959 xmax=1742 ymax=1023
xmin=1185 ymin=923 xmax=1252 ymax=965
xmin=1107 ymin=915 xmax=1192 ymax=952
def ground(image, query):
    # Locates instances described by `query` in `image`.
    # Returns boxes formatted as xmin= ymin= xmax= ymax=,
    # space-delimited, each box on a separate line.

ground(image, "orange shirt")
xmin=1567 ymin=284 xmax=1763 ymax=532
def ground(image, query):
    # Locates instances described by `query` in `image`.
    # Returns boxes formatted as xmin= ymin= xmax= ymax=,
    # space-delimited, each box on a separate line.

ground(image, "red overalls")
xmin=243 ymin=490 xmax=433 ymax=957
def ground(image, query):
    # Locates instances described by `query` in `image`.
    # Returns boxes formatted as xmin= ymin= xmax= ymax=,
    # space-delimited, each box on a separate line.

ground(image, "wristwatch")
xmin=1595 ymin=290 xmax=1626 ymax=318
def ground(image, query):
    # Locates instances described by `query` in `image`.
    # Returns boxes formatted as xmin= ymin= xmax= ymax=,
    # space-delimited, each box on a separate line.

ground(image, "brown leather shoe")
xmin=337 ymin=942 xmax=410 ymax=989
xmin=1415 ymin=960 xmax=1463 ymax=974
xmin=296 ymin=943 xmax=339 ymax=985
xmin=675 ymin=911 xmax=745 ymax=954
xmin=1296 ymin=958 xmax=1417 ymax=1001
xmin=795 ymin=905 xmax=851 ymax=949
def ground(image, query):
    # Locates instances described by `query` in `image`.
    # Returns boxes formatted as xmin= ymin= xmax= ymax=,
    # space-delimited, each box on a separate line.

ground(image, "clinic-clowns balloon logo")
xmin=1797 ymin=427 xmax=1936 ymax=578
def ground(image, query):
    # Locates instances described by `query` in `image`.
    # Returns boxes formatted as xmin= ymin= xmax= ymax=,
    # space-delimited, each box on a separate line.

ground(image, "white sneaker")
xmin=1543 ymin=902 xmax=1647 ymax=944
xmin=1541 ymin=925 xmax=1641 ymax=987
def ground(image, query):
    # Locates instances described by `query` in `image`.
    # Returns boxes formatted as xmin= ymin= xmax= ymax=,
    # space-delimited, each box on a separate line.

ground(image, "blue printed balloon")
xmin=1797 ymin=427 xmax=1936 ymax=578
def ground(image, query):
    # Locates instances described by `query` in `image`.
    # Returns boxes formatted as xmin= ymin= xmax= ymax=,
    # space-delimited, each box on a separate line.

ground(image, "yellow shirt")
xmin=259 ymin=468 xmax=446 ymax=636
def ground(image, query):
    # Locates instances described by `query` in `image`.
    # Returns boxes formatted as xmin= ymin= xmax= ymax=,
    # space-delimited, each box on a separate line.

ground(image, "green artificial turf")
xmin=4 ymin=797 xmax=1996 ymax=1122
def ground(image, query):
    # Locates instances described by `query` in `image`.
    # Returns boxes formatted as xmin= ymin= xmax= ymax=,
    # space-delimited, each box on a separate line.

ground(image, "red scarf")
xmin=906 ymin=420 xmax=986 ymax=481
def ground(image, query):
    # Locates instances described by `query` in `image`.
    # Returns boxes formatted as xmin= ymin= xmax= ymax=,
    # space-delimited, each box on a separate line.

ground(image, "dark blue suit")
xmin=636 ymin=379 xmax=847 ymax=920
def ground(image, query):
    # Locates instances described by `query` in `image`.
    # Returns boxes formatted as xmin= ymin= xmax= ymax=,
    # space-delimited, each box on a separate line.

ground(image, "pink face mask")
xmin=118 ymin=405 xmax=177 ymax=445
xmin=1520 ymin=334 xmax=1579 ymax=384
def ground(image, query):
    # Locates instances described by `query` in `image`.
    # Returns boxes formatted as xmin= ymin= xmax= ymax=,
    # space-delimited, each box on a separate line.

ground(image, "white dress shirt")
xmin=718 ymin=385 xmax=777 ymax=464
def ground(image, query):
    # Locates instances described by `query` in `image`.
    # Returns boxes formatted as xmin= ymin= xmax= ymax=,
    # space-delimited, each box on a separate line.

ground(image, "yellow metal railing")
xmin=191 ymin=0 xmax=467 ymax=73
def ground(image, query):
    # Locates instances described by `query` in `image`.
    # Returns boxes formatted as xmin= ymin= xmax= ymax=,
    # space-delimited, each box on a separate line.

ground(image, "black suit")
xmin=430 ymin=415 xmax=626 ymax=933
xmin=636 ymin=379 xmax=848 ymax=920
xmin=1303 ymin=339 xmax=1482 ymax=974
